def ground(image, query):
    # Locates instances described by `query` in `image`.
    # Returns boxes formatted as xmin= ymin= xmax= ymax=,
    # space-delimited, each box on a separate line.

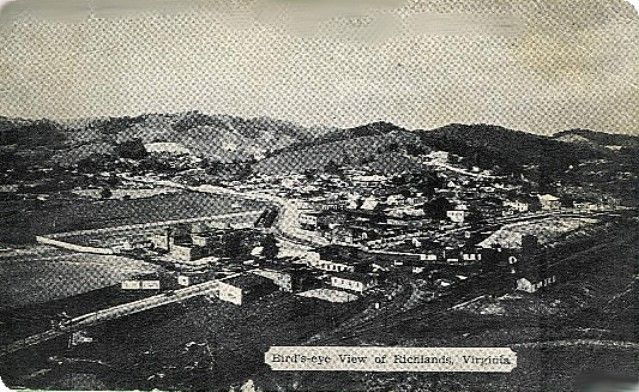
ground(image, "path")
xmin=0 ymin=280 xmax=219 ymax=357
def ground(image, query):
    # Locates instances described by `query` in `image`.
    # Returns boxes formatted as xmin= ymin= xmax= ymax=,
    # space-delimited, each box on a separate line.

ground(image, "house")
xmin=177 ymin=273 xmax=210 ymax=286
xmin=308 ymin=254 xmax=367 ymax=273
xmin=299 ymin=212 xmax=319 ymax=229
xmin=446 ymin=180 xmax=459 ymax=189
xmin=190 ymin=229 xmax=228 ymax=247
xmin=319 ymin=201 xmax=347 ymax=212
xmin=446 ymin=210 xmax=466 ymax=223
xmin=150 ymin=232 xmax=171 ymax=250
xmin=141 ymin=280 xmax=161 ymax=290
xmin=169 ymin=243 xmax=209 ymax=262
xmin=427 ymin=150 xmax=449 ymax=163
xmin=434 ymin=278 xmax=455 ymax=290
xmin=330 ymin=226 xmax=355 ymax=244
xmin=360 ymin=196 xmax=380 ymax=211
xmin=329 ymin=225 xmax=373 ymax=245
xmin=121 ymin=280 xmax=141 ymax=290
xmin=516 ymin=274 xmax=557 ymax=293
xmin=330 ymin=272 xmax=378 ymax=293
xmin=121 ymin=279 xmax=161 ymax=290
xmin=351 ymin=175 xmax=388 ymax=188
xmin=346 ymin=197 xmax=361 ymax=210
xmin=251 ymin=268 xmax=317 ymax=293
xmin=217 ymin=274 xmax=278 ymax=305
xmin=386 ymin=194 xmax=406 ymax=206
xmin=504 ymin=200 xmax=529 ymax=213
xmin=460 ymin=250 xmax=483 ymax=263
xmin=419 ymin=253 xmax=439 ymax=262
xmin=305 ymin=250 xmax=321 ymax=264
xmin=573 ymin=201 xmax=605 ymax=212
xmin=538 ymin=194 xmax=561 ymax=211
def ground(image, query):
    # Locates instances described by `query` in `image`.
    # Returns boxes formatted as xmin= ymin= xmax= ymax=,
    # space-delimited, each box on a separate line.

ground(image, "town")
xmin=1 ymin=118 xmax=636 ymax=392
xmin=21 ymin=142 xmax=623 ymax=318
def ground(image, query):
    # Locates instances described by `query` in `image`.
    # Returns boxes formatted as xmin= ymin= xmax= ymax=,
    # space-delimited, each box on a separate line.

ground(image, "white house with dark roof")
xmin=330 ymin=272 xmax=378 ymax=293
xmin=516 ymin=275 xmax=557 ymax=293
xmin=538 ymin=194 xmax=561 ymax=211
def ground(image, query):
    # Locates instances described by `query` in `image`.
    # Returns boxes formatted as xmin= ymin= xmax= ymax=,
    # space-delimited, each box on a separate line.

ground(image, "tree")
xmin=115 ymin=138 xmax=148 ymax=160
xmin=304 ymin=168 xmax=318 ymax=181
xmin=100 ymin=187 xmax=112 ymax=199
xmin=261 ymin=234 xmax=279 ymax=260
xmin=406 ymin=143 xmax=426 ymax=156
xmin=422 ymin=197 xmax=452 ymax=220
xmin=77 ymin=153 xmax=112 ymax=173
xmin=324 ymin=160 xmax=341 ymax=175
xmin=224 ymin=231 xmax=247 ymax=257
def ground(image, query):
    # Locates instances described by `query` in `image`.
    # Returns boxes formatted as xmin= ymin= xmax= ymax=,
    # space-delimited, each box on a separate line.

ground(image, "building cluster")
xmin=115 ymin=153 xmax=616 ymax=309
xmin=148 ymin=223 xmax=264 ymax=267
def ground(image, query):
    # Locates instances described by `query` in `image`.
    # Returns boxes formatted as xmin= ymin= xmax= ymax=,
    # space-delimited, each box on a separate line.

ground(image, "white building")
xmin=299 ymin=212 xmax=319 ymax=229
xmin=360 ymin=196 xmax=380 ymax=211
xmin=538 ymin=194 xmax=561 ymax=211
xmin=504 ymin=200 xmax=529 ymax=213
xmin=141 ymin=280 xmax=161 ymax=290
xmin=351 ymin=175 xmax=388 ymax=187
xmin=386 ymin=194 xmax=406 ymax=206
xmin=419 ymin=253 xmax=438 ymax=262
xmin=330 ymin=273 xmax=378 ymax=293
xmin=446 ymin=209 xmax=467 ymax=223
xmin=308 ymin=258 xmax=358 ymax=273
xmin=121 ymin=280 xmax=141 ymax=290
xmin=217 ymin=274 xmax=277 ymax=306
xmin=516 ymin=275 xmax=557 ymax=293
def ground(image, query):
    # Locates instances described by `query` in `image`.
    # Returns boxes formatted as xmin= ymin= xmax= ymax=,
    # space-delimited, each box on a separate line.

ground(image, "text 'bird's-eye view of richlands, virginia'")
xmin=0 ymin=112 xmax=637 ymax=391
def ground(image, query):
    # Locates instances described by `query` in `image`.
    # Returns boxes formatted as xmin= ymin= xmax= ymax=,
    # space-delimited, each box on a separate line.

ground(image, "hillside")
xmin=2 ymin=114 xmax=637 ymax=181
xmin=252 ymin=122 xmax=423 ymax=175
xmin=0 ymin=112 xmax=331 ymax=166
xmin=416 ymin=123 xmax=607 ymax=175
xmin=553 ymin=129 xmax=639 ymax=150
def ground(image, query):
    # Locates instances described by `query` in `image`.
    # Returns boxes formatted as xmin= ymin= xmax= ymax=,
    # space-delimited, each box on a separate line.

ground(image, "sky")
xmin=0 ymin=0 xmax=637 ymax=135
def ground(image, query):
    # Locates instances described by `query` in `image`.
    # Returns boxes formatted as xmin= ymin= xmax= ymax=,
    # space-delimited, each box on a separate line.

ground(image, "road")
xmin=0 ymin=280 xmax=220 ymax=358
xmin=120 ymin=174 xmax=328 ymax=247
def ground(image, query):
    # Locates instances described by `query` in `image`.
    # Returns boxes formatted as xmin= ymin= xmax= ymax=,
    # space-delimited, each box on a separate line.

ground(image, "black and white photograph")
xmin=0 ymin=0 xmax=637 ymax=391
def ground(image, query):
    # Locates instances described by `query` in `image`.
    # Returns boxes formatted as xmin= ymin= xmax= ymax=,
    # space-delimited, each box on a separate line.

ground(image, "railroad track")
xmin=511 ymin=339 xmax=639 ymax=350
xmin=0 ymin=281 xmax=219 ymax=358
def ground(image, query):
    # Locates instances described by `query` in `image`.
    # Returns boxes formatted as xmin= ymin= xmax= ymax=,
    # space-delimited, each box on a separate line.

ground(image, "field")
xmin=253 ymin=131 xmax=419 ymax=175
xmin=0 ymin=246 xmax=161 ymax=310
xmin=0 ymin=292 xmax=371 ymax=391
xmin=0 ymin=191 xmax=267 ymax=243
xmin=478 ymin=217 xmax=600 ymax=248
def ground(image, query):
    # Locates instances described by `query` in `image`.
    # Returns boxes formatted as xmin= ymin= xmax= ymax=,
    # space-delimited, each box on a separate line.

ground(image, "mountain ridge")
xmin=1 ymin=113 xmax=637 ymax=171
xmin=2 ymin=112 xmax=636 ymax=143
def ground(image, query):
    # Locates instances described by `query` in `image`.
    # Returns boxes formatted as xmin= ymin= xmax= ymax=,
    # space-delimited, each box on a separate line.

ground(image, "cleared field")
xmin=0 ymin=191 xmax=267 ymax=243
xmin=0 ymin=249 xmax=160 ymax=310
xmin=479 ymin=217 xmax=599 ymax=248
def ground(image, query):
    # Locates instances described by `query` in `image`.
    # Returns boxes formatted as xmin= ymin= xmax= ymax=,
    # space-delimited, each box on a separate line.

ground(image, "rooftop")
xmin=221 ymin=273 xmax=275 ymax=290
xmin=331 ymin=272 xmax=377 ymax=283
